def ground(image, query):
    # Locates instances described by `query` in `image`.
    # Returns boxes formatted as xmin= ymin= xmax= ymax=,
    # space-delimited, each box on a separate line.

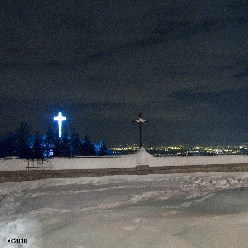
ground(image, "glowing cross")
xmin=54 ymin=112 xmax=66 ymax=138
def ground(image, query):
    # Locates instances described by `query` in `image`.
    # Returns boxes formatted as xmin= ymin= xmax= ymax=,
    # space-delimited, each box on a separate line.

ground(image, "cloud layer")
xmin=1 ymin=0 xmax=248 ymax=145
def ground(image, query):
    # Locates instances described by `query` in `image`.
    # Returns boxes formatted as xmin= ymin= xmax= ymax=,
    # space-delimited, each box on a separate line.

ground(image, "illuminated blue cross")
xmin=54 ymin=112 xmax=66 ymax=138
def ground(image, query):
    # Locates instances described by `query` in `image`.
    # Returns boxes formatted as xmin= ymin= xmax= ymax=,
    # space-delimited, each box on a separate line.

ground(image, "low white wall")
xmin=1 ymin=153 xmax=248 ymax=171
xmin=0 ymin=158 xmax=27 ymax=171
xmin=0 ymin=155 xmax=137 ymax=171
xmin=50 ymin=155 xmax=136 ymax=170
xmin=149 ymin=155 xmax=248 ymax=167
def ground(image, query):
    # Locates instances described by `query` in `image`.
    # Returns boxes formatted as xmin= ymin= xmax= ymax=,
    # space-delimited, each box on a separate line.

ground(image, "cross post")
xmin=132 ymin=113 xmax=148 ymax=148
xmin=54 ymin=112 xmax=66 ymax=138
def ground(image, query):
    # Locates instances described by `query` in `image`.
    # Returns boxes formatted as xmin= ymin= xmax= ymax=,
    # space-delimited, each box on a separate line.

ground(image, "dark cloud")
xmin=1 ymin=0 xmax=248 ymax=145
xmin=165 ymin=88 xmax=248 ymax=144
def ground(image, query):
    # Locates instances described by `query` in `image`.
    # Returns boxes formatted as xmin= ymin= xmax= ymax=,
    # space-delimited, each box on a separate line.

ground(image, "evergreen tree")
xmin=32 ymin=132 xmax=44 ymax=159
xmin=60 ymin=130 xmax=71 ymax=157
xmin=44 ymin=125 xmax=55 ymax=158
xmin=0 ymin=132 xmax=17 ymax=157
xmin=0 ymin=137 xmax=5 ymax=158
xmin=70 ymin=128 xmax=81 ymax=156
xmin=98 ymin=139 xmax=108 ymax=156
xmin=0 ymin=122 xmax=111 ymax=158
xmin=16 ymin=122 xmax=31 ymax=158
xmin=81 ymin=136 xmax=95 ymax=156
xmin=53 ymin=134 xmax=61 ymax=157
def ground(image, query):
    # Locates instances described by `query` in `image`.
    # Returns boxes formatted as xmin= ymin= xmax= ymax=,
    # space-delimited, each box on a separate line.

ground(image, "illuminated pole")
xmin=132 ymin=113 xmax=148 ymax=148
xmin=54 ymin=112 xmax=66 ymax=138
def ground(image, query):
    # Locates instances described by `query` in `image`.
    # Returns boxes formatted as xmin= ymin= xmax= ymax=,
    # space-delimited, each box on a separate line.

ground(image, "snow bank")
xmin=1 ymin=148 xmax=248 ymax=171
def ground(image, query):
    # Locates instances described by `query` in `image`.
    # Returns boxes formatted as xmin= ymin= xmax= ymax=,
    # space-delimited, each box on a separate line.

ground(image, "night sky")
xmin=1 ymin=0 xmax=248 ymax=146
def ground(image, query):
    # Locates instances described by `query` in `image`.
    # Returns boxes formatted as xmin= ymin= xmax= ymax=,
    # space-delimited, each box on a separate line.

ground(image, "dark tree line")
xmin=0 ymin=123 xmax=110 ymax=159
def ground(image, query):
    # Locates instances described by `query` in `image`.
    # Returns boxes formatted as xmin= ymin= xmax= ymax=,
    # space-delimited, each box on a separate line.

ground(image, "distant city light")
xmin=54 ymin=112 xmax=66 ymax=138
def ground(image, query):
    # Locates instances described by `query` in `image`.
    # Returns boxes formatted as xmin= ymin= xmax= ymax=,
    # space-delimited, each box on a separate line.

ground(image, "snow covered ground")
xmin=1 ymin=172 xmax=248 ymax=247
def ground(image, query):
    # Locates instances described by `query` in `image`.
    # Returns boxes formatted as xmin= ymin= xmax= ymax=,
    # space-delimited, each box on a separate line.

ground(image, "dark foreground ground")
xmin=2 ymin=163 xmax=248 ymax=182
